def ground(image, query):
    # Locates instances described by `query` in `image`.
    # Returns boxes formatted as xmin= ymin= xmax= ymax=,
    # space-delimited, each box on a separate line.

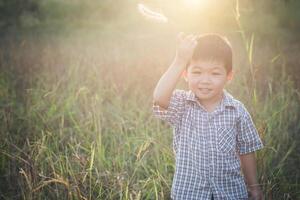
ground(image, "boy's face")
xmin=185 ymin=59 xmax=233 ymax=104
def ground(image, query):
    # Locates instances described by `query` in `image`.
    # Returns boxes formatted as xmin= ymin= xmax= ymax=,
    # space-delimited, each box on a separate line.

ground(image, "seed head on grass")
xmin=137 ymin=3 xmax=168 ymax=23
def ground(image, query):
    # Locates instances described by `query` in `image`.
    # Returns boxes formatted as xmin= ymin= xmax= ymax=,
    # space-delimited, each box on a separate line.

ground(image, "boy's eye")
xmin=192 ymin=71 xmax=201 ymax=74
xmin=212 ymin=72 xmax=221 ymax=75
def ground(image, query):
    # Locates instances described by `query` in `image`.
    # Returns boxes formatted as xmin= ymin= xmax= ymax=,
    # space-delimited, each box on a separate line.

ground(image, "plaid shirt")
xmin=153 ymin=89 xmax=264 ymax=200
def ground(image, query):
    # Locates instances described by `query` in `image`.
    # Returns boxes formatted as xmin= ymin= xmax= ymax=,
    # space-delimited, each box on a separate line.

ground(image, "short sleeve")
xmin=236 ymin=106 xmax=264 ymax=155
xmin=152 ymin=89 xmax=187 ymax=127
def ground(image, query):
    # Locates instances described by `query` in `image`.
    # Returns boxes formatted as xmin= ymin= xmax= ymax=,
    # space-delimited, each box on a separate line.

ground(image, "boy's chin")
xmin=194 ymin=91 xmax=223 ymax=102
xmin=194 ymin=90 xmax=214 ymax=98
xmin=196 ymin=95 xmax=214 ymax=101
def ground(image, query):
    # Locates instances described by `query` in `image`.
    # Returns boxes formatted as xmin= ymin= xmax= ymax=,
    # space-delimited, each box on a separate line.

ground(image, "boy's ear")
xmin=227 ymin=70 xmax=234 ymax=81
xmin=182 ymin=69 xmax=188 ymax=82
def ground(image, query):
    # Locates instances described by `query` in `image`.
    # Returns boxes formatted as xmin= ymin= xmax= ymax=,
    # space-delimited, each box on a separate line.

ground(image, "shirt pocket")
xmin=217 ymin=126 xmax=236 ymax=154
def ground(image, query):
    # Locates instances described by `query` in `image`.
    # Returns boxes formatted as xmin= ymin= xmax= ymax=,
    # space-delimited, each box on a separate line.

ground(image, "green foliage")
xmin=0 ymin=0 xmax=41 ymax=28
xmin=0 ymin=0 xmax=135 ymax=31
xmin=0 ymin=0 xmax=299 ymax=199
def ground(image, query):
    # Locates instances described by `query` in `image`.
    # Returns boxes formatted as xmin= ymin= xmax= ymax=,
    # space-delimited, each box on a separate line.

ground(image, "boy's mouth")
xmin=198 ymin=88 xmax=212 ymax=94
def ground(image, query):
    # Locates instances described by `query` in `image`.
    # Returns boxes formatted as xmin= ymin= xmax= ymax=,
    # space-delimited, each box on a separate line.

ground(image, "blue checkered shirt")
xmin=153 ymin=89 xmax=264 ymax=200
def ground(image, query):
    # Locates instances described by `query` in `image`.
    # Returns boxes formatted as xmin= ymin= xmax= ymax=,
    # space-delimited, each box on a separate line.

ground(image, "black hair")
xmin=189 ymin=33 xmax=233 ymax=73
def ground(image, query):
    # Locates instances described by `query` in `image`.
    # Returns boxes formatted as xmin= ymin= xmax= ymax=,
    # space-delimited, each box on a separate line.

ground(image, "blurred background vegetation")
xmin=0 ymin=0 xmax=299 ymax=199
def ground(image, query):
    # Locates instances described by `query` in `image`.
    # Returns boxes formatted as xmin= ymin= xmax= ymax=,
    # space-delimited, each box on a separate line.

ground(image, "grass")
xmin=0 ymin=23 xmax=300 ymax=200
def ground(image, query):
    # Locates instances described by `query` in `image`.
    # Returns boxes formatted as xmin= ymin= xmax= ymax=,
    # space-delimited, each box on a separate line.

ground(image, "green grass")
xmin=0 ymin=28 xmax=299 ymax=200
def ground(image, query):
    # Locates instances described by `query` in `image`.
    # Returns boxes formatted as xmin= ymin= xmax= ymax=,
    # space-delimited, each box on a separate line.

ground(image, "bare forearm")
xmin=153 ymin=57 xmax=186 ymax=109
xmin=240 ymin=152 xmax=259 ymax=186
xmin=240 ymin=152 xmax=263 ymax=199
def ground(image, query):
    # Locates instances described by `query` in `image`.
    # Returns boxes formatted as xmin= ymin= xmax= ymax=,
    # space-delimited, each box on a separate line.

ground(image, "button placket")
xmin=207 ymin=114 xmax=214 ymax=177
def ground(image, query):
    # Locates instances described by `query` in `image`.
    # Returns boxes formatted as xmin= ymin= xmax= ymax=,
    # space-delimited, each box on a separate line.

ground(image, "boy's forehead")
xmin=188 ymin=59 xmax=226 ymax=70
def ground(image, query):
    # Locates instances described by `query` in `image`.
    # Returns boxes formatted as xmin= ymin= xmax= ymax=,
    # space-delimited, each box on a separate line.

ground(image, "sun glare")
xmin=183 ymin=0 xmax=208 ymax=8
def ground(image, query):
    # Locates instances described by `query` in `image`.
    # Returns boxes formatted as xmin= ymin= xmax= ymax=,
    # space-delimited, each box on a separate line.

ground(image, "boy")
xmin=152 ymin=33 xmax=264 ymax=200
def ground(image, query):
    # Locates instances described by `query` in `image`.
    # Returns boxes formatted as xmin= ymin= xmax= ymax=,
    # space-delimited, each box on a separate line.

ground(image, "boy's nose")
xmin=199 ymin=75 xmax=211 ymax=84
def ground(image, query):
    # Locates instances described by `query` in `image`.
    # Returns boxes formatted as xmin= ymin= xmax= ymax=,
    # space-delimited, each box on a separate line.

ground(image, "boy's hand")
xmin=248 ymin=186 xmax=264 ymax=200
xmin=175 ymin=32 xmax=198 ymax=66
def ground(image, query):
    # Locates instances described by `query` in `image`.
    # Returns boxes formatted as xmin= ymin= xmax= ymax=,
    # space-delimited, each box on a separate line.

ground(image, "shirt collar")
xmin=186 ymin=89 xmax=236 ymax=109
xmin=221 ymin=90 xmax=236 ymax=108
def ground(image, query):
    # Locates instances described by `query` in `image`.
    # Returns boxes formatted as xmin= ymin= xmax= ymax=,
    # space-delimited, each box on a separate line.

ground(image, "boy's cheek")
xmin=187 ymin=79 xmax=199 ymax=87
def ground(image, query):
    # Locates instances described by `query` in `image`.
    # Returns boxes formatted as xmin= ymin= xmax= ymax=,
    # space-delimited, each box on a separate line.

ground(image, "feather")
xmin=137 ymin=3 xmax=168 ymax=23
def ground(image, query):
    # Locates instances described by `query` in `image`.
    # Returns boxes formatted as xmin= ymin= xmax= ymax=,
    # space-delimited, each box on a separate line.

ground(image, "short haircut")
xmin=189 ymin=33 xmax=233 ymax=73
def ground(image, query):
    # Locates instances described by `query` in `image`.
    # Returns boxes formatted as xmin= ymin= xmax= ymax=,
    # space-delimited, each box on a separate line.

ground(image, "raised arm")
xmin=153 ymin=33 xmax=198 ymax=109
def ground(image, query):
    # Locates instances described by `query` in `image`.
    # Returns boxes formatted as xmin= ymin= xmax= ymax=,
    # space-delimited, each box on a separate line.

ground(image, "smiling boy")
xmin=153 ymin=33 xmax=264 ymax=199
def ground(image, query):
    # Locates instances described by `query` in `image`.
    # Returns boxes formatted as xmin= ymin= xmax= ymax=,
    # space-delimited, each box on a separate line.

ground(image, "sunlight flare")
xmin=183 ymin=0 xmax=209 ymax=9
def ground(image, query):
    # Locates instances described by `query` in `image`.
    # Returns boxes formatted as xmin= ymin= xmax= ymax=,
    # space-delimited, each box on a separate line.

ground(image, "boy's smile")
xmin=185 ymin=59 xmax=233 ymax=108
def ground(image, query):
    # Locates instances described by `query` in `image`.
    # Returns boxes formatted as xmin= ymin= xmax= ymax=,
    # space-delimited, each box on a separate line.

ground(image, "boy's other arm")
xmin=153 ymin=33 xmax=198 ymax=109
xmin=240 ymin=152 xmax=263 ymax=200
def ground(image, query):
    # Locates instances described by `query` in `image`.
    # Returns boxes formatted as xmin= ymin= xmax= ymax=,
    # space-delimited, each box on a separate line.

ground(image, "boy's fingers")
xmin=177 ymin=32 xmax=185 ymax=41
xmin=192 ymin=40 xmax=198 ymax=47
xmin=186 ymin=34 xmax=195 ymax=41
xmin=187 ymin=34 xmax=199 ymax=46
xmin=177 ymin=33 xmax=198 ymax=41
xmin=177 ymin=33 xmax=198 ymax=47
xmin=191 ymin=35 xmax=198 ymax=44
xmin=192 ymin=35 xmax=199 ymax=41
xmin=185 ymin=35 xmax=197 ymax=48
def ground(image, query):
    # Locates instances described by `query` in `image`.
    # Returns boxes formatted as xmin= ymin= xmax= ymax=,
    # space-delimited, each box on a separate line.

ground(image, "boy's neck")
xmin=197 ymin=92 xmax=224 ymax=113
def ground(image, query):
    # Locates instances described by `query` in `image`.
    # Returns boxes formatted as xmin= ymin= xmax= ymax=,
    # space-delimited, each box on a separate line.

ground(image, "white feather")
xmin=137 ymin=3 xmax=168 ymax=23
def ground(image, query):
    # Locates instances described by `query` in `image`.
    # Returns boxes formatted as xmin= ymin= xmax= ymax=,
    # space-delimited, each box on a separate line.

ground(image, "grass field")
xmin=0 ymin=3 xmax=300 ymax=198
